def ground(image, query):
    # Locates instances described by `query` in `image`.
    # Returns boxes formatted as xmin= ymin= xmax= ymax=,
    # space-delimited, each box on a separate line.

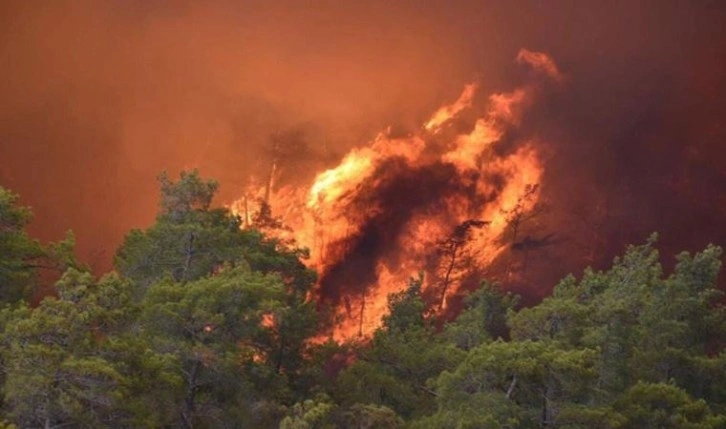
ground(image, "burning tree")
xmin=433 ymin=219 xmax=490 ymax=311
xmin=500 ymin=183 xmax=541 ymax=246
xmin=499 ymin=183 xmax=552 ymax=281
xmin=228 ymin=49 xmax=561 ymax=339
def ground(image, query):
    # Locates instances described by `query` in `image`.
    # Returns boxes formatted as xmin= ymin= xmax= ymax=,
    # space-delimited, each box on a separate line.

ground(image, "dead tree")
xmin=500 ymin=184 xmax=547 ymax=280
xmin=500 ymin=184 xmax=540 ymax=245
xmin=436 ymin=219 xmax=489 ymax=311
xmin=512 ymin=233 xmax=557 ymax=273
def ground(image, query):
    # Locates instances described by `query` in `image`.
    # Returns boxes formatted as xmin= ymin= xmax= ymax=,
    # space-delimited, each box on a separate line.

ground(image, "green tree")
xmin=157 ymin=170 xmax=218 ymax=220
xmin=443 ymin=281 xmax=519 ymax=351
xmin=0 ymin=186 xmax=77 ymax=304
xmin=505 ymin=236 xmax=726 ymax=425
xmin=0 ymin=269 xmax=133 ymax=428
xmin=115 ymin=170 xmax=315 ymax=295
xmin=279 ymin=396 xmax=337 ymax=429
xmin=112 ymin=170 xmax=320 ymax=426
xmin=632 ymin=245 xmax=725 ymax=392
xmin=425 ymin=339 xmax=599 ymax=428
xmin=279 ymin=397 xmax=403 ymax=429
xmin=335 ymin=277 xmax=462 ymax=420
xmin=341 ymin=403 xmax=403 ymax=429
xmin=138 ymin=264 xmax=318 ymax=428
xmin=614 ymin=382 xmax=726 ymax=429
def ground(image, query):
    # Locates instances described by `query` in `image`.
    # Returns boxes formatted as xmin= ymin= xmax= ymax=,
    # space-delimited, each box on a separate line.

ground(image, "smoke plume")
xmin=1 ymin=1 xmax=724 ymax=305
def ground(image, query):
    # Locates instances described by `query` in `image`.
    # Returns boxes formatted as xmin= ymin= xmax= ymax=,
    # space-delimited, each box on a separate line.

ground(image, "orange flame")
xmin=424 ymin=83 xmax=478 ymax=132
xmin=231 ymin=50 xmax=559 ymax=341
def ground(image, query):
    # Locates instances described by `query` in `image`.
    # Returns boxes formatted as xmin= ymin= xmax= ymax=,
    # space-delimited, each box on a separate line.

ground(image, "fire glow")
xmin=231 ymin=50 xmax=559 ymax=340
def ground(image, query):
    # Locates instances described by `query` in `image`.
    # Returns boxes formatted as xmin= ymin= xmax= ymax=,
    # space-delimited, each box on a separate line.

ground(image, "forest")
xmin=0 ymin=170 xmax=724 ymax=429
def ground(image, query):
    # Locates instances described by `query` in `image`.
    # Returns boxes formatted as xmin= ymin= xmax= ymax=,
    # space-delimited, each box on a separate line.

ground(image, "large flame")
xmin=231 ymin=50 xmax=559 ymax=341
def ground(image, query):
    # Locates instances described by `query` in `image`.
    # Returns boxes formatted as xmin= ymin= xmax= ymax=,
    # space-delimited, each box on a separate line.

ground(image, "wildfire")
xmin=424 ymin=83 xmax=477 ymax=131
xmin=230 ymin=50 xmax=560 ymax=341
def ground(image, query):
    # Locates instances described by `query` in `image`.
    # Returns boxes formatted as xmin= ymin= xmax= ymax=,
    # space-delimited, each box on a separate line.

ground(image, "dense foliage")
xmin=0 ymin=187 xmax=78 ymax=303
xmin=0 ymin=172 xmax=724 ymax=428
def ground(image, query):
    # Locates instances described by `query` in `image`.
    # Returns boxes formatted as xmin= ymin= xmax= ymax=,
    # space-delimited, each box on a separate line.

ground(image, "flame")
xmin=424 ymin=83 xmax=478 ymax=131
xmin=308 ymin=133 xmax=426 ymax=209
xmin=231 ymin=50 xmax=559 ymax=341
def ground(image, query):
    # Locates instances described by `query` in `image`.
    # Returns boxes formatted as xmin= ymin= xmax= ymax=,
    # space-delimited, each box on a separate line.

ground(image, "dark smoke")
xmin=318 ymin=159 xmax=463 ymax=303
xmin=1 ymin=1 xmax=725 ymax=298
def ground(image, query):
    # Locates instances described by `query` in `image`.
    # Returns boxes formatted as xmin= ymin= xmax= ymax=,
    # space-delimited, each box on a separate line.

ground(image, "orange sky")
xmin=1 ymin=0 xmax=724 ymax=277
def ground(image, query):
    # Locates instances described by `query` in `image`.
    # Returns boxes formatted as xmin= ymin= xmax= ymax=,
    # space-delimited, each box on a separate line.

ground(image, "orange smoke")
xmin=516 ymin=48 xmax=564 ymax=81
xmin=231 ymin=50 xmax=559 ymax=341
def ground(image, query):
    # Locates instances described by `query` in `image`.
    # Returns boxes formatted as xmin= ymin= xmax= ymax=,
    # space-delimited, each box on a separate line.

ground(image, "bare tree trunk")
xmin=275 ymin=332 xmax=286 ymax=374
xmin=540 ymin=385 xmax=552 ymax=428
xmin=359 ymin=290 xmax=366 ymax=337
xmin=506 ymin=375 xmax=518 ymax=399
xmin=181 ymin=360 xmax=201 ymax=429
xmin=505 ymin=215 xmax=522 ymax=282
xmin=181 ymin=232 xmax=195 ymax=282
xmin=243 ymin=194 xmax=250 ymax=227
xmin=438 ymin=244 xmax=460 ymax=311
xmin=264 ymin=159 xmax=277 ymax=205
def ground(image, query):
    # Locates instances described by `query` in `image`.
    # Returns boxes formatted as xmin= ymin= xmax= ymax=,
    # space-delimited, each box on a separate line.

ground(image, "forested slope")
xmin=0 ymin=172 xmax=724 ymax=429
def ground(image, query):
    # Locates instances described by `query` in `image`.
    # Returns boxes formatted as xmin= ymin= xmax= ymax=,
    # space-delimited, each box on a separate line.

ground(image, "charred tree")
xmin=500 ymin=183 xmax=547 ymax=280
xmin=512 ymin=233 xmax=557 ymax=273
xmin=435 ymin=219 xmax=489 ymax=311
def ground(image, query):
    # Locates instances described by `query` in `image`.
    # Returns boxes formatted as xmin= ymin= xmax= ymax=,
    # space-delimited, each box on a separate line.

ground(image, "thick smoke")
xmin=318 ymin=160 xmax=463 ymax=303
xmin=1 ymin=0 xmax=725 ymax=296
xmin=0 ymin=0 xmax=471 ymax=271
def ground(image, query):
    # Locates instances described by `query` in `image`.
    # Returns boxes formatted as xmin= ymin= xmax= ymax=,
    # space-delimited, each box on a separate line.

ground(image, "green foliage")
xmin=0 ymin=419 xmax=17 ymax=429
xmin=4 ymin=178 xmax=726 ymax=428
xmin=0 ymin=187 xmax=78 ymax=303
xmin=280 ymin=396 xmax=337 ymax=429
xmin=0 ymin=188 xmax=41 ymax=298
xmin=138 ymin=266 xmax=291 ymax=427
xmin=101 ymin=333 xmax=183 ymax=427
xmin=279 ymin=397 xmax=403 ymax=429
xmin=615 ymin=382 xmax=726 ymax=429
xmin=342 ymin=403 xmax=403 ymax=428
xmin=510 ymin=236 xmax=726 ymax=404
xmin=444 ymin=281 xmax=519 ymax=350
xmin=125 ymin=262 xmax=315 ymax=427
xmin=0 ymin=269 xmax=134 ymax=427
xmin=382 ymin=275 xmax=428 ymax=333
xmin=115 ymin=170 xmax=315 ymax=295
xmin=428 ymin=339 xmax=599 ymax=428
xmin=335 ymin=277 xmax=463 ymax=419
xmin=157 ymin=170 xmax=219 ymax=219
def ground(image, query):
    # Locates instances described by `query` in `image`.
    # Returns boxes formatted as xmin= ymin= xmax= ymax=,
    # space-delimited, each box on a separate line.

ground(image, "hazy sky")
xmin=1 ymin=0 xmax=724 ymax=274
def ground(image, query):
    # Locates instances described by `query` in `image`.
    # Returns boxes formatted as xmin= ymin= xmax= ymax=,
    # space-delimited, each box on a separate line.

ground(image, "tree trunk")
xmin=181 ymin=232 xmax=195 ymax=282
xmin=275 ymin=332 xmax=286 ymax=374
xmin=181 ymin=360 xmax=201 ymax=429
xmin=540 ymin=385 xmax=552 ymax=428
xmin=264 ymin=159 xmax=278 ymax=205
xmin=438 ymin=245 xmax=459 ymax=311
xmin=506 ymin=375 xmax=517 ymax=399
xmin=359 ymin=290 xmax=366 ymax=337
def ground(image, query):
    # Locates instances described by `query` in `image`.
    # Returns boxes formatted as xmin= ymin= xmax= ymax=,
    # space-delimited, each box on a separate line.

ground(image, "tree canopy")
xmin=1 ymin=174 xmax=725 ymax=428
xmin=0 ymin=186 xmax=78 ymax=304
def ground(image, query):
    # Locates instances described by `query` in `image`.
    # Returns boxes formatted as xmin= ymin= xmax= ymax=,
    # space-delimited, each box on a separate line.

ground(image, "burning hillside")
xmin=231 ymin=49 xmax=561 ymax=339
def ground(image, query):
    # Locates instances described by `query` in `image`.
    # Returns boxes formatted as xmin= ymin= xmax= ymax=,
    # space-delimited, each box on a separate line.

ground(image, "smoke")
xmin=1 ymin=0 xmax=724 ymax=293
xmin=318 ymin=160 xmax=463 ymax=303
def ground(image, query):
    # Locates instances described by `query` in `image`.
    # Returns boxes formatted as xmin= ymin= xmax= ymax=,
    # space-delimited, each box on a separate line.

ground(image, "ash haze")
xmin=1 ymin=0 xmax=725 ymax=288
